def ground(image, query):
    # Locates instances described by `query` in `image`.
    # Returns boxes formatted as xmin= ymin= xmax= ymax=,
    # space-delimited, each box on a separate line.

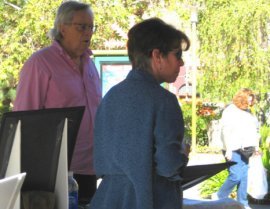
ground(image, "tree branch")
xmin=4 ymin=0 xmax=22 ymax=11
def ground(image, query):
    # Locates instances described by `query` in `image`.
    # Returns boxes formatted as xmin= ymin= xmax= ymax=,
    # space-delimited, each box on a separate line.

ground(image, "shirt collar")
xmin=52 ymin=40 xmax=93 ymax=57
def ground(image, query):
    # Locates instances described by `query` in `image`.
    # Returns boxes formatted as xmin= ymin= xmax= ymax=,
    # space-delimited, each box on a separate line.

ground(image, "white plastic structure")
xmin=0 ymin=173 xmax=26 ymax=209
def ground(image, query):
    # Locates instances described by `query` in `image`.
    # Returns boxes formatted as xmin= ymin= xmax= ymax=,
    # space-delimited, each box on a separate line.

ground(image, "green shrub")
xmin=199 ymin=169 xmax=228 ymax=199
xmin=260 ymin=125 xmax=270 ymax=171
xmin=199 ymin=168 xmax=237 ymax=199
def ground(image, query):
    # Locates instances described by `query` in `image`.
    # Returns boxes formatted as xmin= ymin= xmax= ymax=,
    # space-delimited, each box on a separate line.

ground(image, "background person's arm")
xmin=13 ymin=55 xmax=50 ymax=111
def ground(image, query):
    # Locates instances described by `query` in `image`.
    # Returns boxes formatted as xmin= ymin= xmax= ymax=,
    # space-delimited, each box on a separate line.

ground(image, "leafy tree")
xmin=0 ymin=0 xmax=27 ymax=115
xmin=197 ymin=0 xmax=270 ymax=103
xmin=88 ymin=0 xmax=191 ymax=49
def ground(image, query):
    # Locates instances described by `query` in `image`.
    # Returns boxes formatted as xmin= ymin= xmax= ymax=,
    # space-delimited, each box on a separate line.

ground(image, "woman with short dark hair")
xmin=90 ymin=18 xmax=190 ymax=209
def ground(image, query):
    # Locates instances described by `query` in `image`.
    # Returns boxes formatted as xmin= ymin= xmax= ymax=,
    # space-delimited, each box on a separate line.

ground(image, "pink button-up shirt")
xmin=13 ymin=41 xmax=101 ymax=175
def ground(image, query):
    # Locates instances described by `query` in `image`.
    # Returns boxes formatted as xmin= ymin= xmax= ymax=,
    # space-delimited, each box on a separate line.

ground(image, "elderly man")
xmin=13 ymin=1 xmax=101 ymax=208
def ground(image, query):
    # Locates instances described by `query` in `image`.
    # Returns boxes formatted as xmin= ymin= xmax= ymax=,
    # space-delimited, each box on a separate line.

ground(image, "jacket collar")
xmin=127 ymin=68 xmax=159 ymax=85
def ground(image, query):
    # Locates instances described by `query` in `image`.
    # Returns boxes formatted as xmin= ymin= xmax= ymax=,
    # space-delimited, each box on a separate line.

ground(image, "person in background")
xmin=90 ymin=18 xmax=190 ymax=209
xmin=212 ymin=88 xmax=260 ymax=209
xmin=13 ymin=1 xmax=101 ymax=208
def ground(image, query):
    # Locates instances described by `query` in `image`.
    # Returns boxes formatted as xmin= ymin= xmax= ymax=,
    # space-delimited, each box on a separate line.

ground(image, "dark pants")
xmin=73 ymin=174 xmax=97 ymax=205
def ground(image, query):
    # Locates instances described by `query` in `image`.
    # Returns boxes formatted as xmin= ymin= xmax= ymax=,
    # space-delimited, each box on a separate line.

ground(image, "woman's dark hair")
xmin=127 ymin=18 xmax=190 ymax=70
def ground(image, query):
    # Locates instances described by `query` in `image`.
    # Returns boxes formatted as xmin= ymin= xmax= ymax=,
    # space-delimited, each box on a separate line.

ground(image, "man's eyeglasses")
xmin=66 ymin=23 xmax=96 ymax=33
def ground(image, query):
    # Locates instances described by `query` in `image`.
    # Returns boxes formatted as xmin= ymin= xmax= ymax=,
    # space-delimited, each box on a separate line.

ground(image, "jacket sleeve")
xmin=153 ymin=93 xmax=188 ymax=181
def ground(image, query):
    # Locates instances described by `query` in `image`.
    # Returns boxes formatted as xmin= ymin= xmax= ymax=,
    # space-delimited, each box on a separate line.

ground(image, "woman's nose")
xmin=179 ymin=58 xmax=184 ymax=67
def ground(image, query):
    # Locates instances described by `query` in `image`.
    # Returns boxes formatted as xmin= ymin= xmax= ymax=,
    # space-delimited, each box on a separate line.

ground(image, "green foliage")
xmin=199 ymin=169 xmax=229 ymax=198
xmin=200 ymin=168 xmax=237 ymax=199
xmin=0 ymin=0 xmax=61 ymax=115
xmin=260 ymin=125 xmax=270 ymax=171
xmin=197 ymin=0 xmax=270 ymax=102
xmin=88 ymin=0 xmax=190 ymax=49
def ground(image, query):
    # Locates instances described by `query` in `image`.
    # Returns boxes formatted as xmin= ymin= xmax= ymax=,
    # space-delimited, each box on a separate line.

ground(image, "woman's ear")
xmin=151 ymin=49 xmax=162 ymax=64
xmin=150 ymin=49 xmax=162 ymax=82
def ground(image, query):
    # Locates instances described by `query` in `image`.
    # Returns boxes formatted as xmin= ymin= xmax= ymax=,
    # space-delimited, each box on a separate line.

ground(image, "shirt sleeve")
xmin=13 ymin=55 xmax=50 ymax=111
xmin=220 ymin=114 xmax=234 ymax=151
xmin=153 ymin=94 xmax=188 ymax=181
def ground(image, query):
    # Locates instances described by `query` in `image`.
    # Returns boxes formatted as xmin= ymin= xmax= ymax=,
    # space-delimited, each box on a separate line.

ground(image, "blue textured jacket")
xmin=90 ymin=69 xmax=188 ymax=209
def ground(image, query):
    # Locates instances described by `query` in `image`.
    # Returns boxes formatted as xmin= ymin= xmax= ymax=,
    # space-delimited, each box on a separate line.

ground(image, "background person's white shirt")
xmin=220 ymin=104 xmax=260 ymax=154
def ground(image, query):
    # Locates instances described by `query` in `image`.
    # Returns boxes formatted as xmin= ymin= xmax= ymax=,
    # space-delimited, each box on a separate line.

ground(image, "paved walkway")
xmin=183 ymin=153 xmax=270 ymax=209
xmin=183 ymin=152 xmax=224 ymax=200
